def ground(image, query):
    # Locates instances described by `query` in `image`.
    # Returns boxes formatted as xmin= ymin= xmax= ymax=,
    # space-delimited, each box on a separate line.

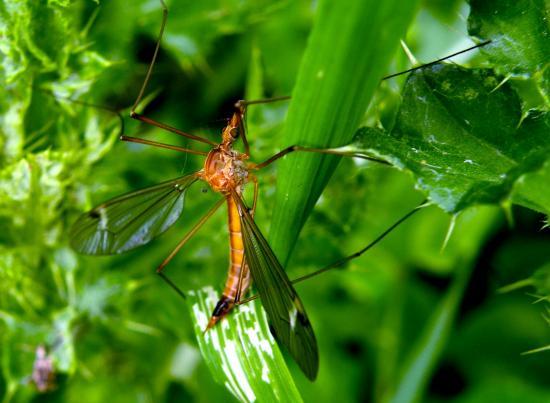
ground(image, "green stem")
xmin=496 ymin=278 xmax=534 ymax=294
xmin=388 ymin=260 xmax=474 ymax=403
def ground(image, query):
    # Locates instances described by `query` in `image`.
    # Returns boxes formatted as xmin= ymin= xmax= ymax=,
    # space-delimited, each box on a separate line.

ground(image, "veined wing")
xmin=70 ymin=173 xmax=200 ymax=255
xmin=232 ymin=192 xmax=319 ymax=380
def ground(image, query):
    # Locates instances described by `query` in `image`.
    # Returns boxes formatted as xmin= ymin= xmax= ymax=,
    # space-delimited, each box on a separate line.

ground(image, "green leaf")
xmin=498 ymin=261 xmax=550 ymax=297
xmin=388 ymin=206 xmax=500 ymax=403
xmin=0 ymin=1 xmax=119 ymax=399
xmin=337 ymin=65 xmax=550 ymax=213
xmin=269 ymin=0 xmax=420 ymax=265
xmin=391 ymin=264 xmax=472 ymax=403
xmin=187 ymin=288 xmax=303 ymax=403
xmin=511 ymin=145 xmax=550 ymax=215
xmin=532 ymin=262 xmax=550 ymax=296
xmin=0 ymin=0 xmax=113 ymax=164
xmin=468 ymin=0 xmax=550 ymax=105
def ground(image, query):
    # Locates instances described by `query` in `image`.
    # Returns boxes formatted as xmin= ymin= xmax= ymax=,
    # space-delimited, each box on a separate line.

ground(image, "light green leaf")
xmin=187 ymin=288 xmax=303 ymax=403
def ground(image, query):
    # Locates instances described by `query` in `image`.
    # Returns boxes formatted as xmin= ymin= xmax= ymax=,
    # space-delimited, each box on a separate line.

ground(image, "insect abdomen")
xmin=206 ymin=194 xmax=250 ymax=329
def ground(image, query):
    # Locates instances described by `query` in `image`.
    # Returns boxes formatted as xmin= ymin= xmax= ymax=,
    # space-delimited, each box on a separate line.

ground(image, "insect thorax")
xmin=203 ymin=148 xmax=249 ymax=193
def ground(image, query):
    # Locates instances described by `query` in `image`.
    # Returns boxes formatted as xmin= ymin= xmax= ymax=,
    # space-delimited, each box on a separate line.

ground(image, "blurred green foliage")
xmin=0 ymin=0 xmax=549 ymax=402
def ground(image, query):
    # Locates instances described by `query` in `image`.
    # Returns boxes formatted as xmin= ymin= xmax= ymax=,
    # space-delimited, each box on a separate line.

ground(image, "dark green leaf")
xmin=468 ymin=0 xmax=550 ymax=104
xmin=390 ymin=206 xmax=500 ymax=403
xmin=339 ymin=65 xmax=550 ymax=213
xmin=511 ymin=123 xmax=550 ymax=214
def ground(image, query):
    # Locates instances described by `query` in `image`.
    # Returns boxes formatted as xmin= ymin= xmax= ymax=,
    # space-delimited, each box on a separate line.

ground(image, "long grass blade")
xmin=269 ymin=0 xmax=420 ymax=264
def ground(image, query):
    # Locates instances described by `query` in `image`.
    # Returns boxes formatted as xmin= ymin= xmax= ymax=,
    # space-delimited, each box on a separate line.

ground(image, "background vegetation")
xmin=0 ymin=0 xmax=548 ymax=402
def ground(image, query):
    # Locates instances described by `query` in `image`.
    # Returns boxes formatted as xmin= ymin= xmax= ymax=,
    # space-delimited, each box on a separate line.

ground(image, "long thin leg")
xmin=250 ymin=41 xmax=490 ymax=169
xmin=130 ymin=0 xmax=167 ymax=115
xmin=120 ymin=135 xmax=208 ymax=155
xmin=235 ymin=96 xmax=291 ymax=109
xmin=251 ymin=145 xmax=298 ymax=169
xmin=291 ymin=200 xmax=427 ymax=285
xmin=252 ymin=145 xmax=389 ymax=170
xmin=51 ymin=93 xmax=208 ymax=156
xmin=128 ymin=0 xmax=216 ymax=147
xmin=155 ymin=198 xmax=225 ymax=300
xmin=232 ymin=40 xmax=491 ymax=119
xmin=235 ymin=43 xmax=494 ymax=160
xmin=233 ymin=249 xmax=248 ymax=305
xmin=42 ymin=89 xmax=211 ymax=160
xmin=235 ymin=105 xmax=250 ymax=156
xmin=235 ymin=96 xmax=291 ymax=155
xmin=129 ymin=113 xmax=217 ymax=147
xmin=249 ymin=175 xmax=259 ymax=216
xmin=157 ymin=198 xmax=225 ymax=274
xmin=381 ymin=40 xmax=492 ymax=80
xmin=157 ymin=272 xmax=188 ymax=300
xmin=237 ymin=200 xmax=427 ymax=305
xmin=233 ymin=258 xmax=249 ymax=305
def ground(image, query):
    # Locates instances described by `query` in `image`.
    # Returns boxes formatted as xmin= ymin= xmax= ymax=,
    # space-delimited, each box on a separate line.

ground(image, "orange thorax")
xmin=203 ymin=147 xmax=249 ymax=194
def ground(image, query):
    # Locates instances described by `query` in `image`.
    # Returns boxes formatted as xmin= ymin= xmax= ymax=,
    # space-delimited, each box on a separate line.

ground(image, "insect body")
xmin=70 ymin=103 xmax=320 ymax=380
xmin=200 ymin=109 xmax=252 ymax=329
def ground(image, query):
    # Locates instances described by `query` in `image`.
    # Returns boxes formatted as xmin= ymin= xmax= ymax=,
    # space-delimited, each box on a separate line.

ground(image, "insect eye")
xmin=230 ymin=127 xmax=238 ymax=138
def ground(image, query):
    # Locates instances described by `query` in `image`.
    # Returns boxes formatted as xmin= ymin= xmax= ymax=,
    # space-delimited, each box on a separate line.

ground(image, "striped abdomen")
xmin=206 ymin=193 xmax=251 ymax=329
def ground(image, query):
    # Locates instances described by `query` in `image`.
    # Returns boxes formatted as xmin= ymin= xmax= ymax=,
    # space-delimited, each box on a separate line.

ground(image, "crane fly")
xmin=70 ymin=99 xmax=320 ymax=379
xmin=69 ymin=0 xmax=321 ymax=379
xmin=69 ymin=0 xmax=491 ymax=382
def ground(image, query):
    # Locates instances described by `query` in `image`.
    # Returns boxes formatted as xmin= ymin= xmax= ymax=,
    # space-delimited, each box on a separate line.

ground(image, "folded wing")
xmin=232 ymin=192 xmax=319 ymax=380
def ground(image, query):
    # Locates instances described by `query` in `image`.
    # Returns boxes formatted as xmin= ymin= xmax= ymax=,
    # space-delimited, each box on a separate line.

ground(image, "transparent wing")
xmin=232 ymin=192 xmax=319 ymax=380
xmin=70 ymin=173 xmax=200 ymax=255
